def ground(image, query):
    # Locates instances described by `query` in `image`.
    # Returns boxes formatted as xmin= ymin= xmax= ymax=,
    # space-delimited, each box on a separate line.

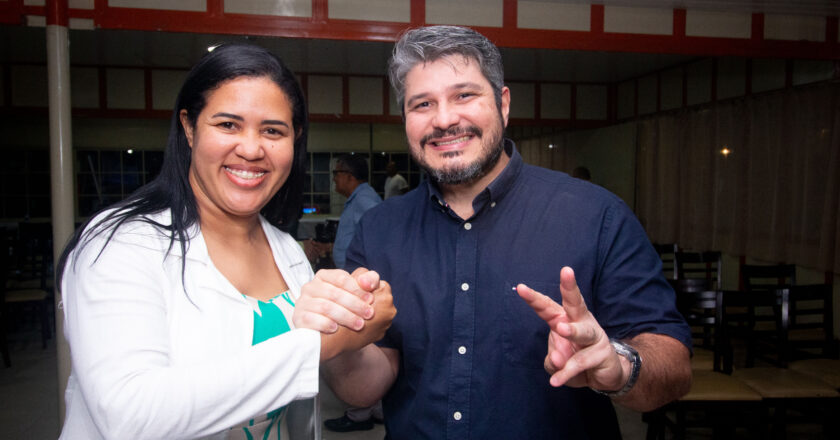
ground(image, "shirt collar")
xmin=425 ymin=138 xmax=522 ymax=214
xmin=346 ymin=182 xmax=372 ymax=204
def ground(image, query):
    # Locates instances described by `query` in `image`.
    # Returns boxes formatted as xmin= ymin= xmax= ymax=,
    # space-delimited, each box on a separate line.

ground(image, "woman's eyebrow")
xmin=211 ymin=112 xmax=243 ymax=120
xmin=262 ymin=119 xmax=290 ymax=127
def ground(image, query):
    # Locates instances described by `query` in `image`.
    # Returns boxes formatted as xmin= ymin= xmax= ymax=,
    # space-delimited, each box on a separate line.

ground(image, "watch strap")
xmin=592 ymin=339 xmax=641 ymax=397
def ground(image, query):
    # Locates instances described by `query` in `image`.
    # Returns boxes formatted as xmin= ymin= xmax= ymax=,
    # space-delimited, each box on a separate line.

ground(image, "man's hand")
xmin=516 ymin=267 xmax=628 ymax=392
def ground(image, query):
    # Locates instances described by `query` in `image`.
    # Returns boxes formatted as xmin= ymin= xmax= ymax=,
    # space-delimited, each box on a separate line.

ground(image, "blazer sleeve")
xmin=61 ymin=228 xmax=320 ymax=439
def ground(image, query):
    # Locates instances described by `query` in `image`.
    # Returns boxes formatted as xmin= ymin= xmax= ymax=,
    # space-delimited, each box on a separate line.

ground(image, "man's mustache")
xmin=420 ymin=126 xmax=483 ymax=148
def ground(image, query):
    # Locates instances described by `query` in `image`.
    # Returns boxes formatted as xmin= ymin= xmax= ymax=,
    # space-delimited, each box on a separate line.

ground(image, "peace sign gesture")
xmin=516 ymin=267 xmax=627 ymax=392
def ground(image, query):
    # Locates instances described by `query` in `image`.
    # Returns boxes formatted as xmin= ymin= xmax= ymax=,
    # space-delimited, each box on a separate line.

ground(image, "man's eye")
xmin=458 ymin=93 xmax=474 ymax=99
xmin=413 ymin=102 xmax=430 ymax=110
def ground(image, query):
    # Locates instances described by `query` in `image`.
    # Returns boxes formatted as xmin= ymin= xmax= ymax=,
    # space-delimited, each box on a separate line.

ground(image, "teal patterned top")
xmin=231 ymin=291 xmax=296 ymax=440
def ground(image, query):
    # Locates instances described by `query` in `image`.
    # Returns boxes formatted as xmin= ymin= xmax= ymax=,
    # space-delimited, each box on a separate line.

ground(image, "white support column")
xmin=47 ymin=0 xmax=74 ymax=426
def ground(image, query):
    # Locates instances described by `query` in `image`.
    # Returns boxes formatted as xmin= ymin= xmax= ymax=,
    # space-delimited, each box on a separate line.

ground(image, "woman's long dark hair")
xmin=56 ymin=43 xmax=309 ymax=291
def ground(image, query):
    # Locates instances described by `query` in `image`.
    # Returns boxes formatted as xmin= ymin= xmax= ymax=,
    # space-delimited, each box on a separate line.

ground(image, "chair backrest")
xmin=741 ymin=264 xmax=796 ymax=292
xmin=9 ymin=222 xmax=53 ymax=291
xmin=781 ymin=284 xmax=837 ymax=361
xmin=653 ymin=243 xmax=678 ymax=280
xmin=672 ymin=279 xmax=722 ymax=369
xmin=675 ymin=251 xmax=722 ymax=289
xmin=718 ymin=289 xmax=784 ymax=372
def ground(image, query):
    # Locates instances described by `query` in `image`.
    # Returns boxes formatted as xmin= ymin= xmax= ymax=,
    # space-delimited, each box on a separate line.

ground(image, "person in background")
xmin=299 ymin=25 xmax=692 ymax=439
xmin=56 ymin=43 xmax=394 ymax=440
xmin=319 ymin=154 xmax=385 ymax=432
xmin=383 ymin=160 xmax=409 ymax=199
xmin=572 ymin=165 xmax=591 ymax=181
xmin=329 ymin=154 xmax=382 ymax=270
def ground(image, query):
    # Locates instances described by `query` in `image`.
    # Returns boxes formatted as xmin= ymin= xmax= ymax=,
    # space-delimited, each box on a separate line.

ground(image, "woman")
xmin=57 ymin=44 xmax=392 ymax=439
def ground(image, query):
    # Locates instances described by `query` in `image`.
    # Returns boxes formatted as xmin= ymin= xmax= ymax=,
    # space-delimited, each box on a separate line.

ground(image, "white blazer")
xmin=59 ymin=210 xmax=321 ymax=439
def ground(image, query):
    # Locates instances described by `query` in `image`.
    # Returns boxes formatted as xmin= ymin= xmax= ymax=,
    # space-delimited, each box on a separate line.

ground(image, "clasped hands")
xmin=516 ymin=267 xmax=630 ymax=394
xmin=293 ymin=268 xmax=396 ymax=361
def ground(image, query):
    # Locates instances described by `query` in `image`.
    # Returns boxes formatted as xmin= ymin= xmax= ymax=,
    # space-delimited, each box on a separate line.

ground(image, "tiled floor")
xmin=0 ymin=327 xmax=650 ymax=439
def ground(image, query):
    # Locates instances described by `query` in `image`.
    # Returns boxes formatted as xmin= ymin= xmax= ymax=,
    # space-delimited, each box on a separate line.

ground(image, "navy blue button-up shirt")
xmin=346 ymin=141 xmax=691 ymax=439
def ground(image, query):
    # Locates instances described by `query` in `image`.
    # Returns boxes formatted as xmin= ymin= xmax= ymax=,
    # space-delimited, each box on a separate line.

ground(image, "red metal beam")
xmin=0 ymin=1 xmax=836 ymax=59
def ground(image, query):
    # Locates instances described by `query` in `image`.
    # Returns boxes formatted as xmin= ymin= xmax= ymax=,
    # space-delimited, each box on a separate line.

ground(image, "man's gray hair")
xmin=387 ymin=25 xmax=504 ymax=114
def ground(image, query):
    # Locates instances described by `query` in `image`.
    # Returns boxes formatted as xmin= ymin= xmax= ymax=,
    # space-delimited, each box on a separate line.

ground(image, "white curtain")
xmin=637 ymin=82 xmax=840 ymax=273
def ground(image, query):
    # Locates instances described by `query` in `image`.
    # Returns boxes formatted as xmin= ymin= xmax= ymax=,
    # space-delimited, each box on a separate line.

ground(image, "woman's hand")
xmin=293 ymin=269 xmax=378 ymax=333
xmin=320 ymin=272 xmax=396 ymax=361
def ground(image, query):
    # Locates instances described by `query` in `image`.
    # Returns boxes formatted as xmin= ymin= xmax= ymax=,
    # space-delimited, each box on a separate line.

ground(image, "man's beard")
xmin=411 ymin=117 xmax=505 ymax=186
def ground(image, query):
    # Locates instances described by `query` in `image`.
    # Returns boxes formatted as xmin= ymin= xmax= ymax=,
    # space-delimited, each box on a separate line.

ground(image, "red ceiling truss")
xmin=1 ymin=0 xmax=837 ymax=60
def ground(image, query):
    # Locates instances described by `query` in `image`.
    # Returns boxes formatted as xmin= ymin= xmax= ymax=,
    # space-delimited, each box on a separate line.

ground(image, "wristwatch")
xmin=592 ymin=339 xmax=642 ymax=397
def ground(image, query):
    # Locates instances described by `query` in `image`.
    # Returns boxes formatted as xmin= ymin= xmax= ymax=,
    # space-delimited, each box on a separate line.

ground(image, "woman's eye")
xmin=264 ymin=127 xmax=285 ymax=136
xmin=218 ymin=121 xmax=236 ymax=130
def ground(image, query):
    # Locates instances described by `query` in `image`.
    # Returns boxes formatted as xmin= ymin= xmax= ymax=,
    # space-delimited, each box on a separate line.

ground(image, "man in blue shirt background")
xmin=329 ymin=154 xmax=382 ymax=270
xmin=302 ymin=25 xmax=692 ymax=439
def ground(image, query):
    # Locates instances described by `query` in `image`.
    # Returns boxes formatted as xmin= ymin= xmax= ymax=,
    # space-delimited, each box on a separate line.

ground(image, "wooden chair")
xmin=783 ymin=284 xmax=840 ymax=391
xmin=3 ymin=224 xmax=53 ymax=356
xmin=723 ymin=289 xmax=840 ymax=439
xmin=645 ymin=289 xmax=766 ymax=440
xmin=672 ymin=278 xmax=717 ymax=370
xmin=653 ymin=243 xmax=678 ymax=280
xmin=741 ymin=264 xmax=796 ymax=292
xmin=738 ymin=264 xmax=797 ymax=367
xmin=675 ymin=251 xmax=722 ymax=289
xmin=783 ymin=284 xmax=837 ymax=362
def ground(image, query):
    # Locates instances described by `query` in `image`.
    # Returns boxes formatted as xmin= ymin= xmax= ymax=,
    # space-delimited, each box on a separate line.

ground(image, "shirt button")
xmin=458 ymin=346 xmax=467 ymax=354
xmin=461 ymin=283 xmax=469 ymax=292
xmin=464 ymin=222 xmax=472 ymax=230
xmin=453 ymin=411 xmax=462 ymax=421
xmin=490 ymin=201 xmax=496 ymax=208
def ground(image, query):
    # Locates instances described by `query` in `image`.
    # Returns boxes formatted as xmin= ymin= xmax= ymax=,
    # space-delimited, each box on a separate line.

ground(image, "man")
xmin=329 ymin=154 xmax=382 ymax=271
xmin=304 ymin=154 xmax=386 ymax=432
xmin=311 ymin=26 xmax=692 ymax=439
xmin=383 ymin=161 xmax=409 ymax=199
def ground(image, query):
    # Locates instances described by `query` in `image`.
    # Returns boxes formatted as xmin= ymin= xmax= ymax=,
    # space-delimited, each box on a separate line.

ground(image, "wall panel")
xmin=508 ymin=82 xmax=535 ymax=119
xmin=765 ymin=14 xmax=826 ymax=42
xmin=685 ymin=10 xmax=751 ymax=39
xmin=637 ymin=74 xmax=657 ymax=115
xmin=70 ymin=67 xmax=99 ymax=109
xmin=151 ymin=70 xmax=187 ymax=110
xmin=660 ymin=68 xmax=683 ymax=111
xmin=576 ymin=84 xmax=607 ymax=120
xmin=11 ymin=65 xmax=47 ymax=107
xmin=686 ymin=59 xmax=712 ymax=106
xmin=540 ymin=83 xmax=572 ymax=119
xmin=617 ymin=80 xmax=635 ymax=120
xmin=517 ymin=1 xmax=590 ymax=31
xmin=604 ymin=6 xmax=673 ymax=35
xmin=108 ymin=0 xmax=205 ymax=12
xmin=426 ymin=0 xmax=503 ymax=27
xmin=307 ymin=75 xmax=343 ymax=115
xmin=225 ymin=0 xmax=311 ymax=17
xmin=751 ymin=58 xmax=786 ymax=93
xmin=716 ymin=57 xmax=746 ymax=100
xmin=106 ymin=68 xmax=145 ymax=109
xmin=348 ymin=76 xmax=383 ymax=115
xmin=329 ymin=0 xmax=409 ymax=22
